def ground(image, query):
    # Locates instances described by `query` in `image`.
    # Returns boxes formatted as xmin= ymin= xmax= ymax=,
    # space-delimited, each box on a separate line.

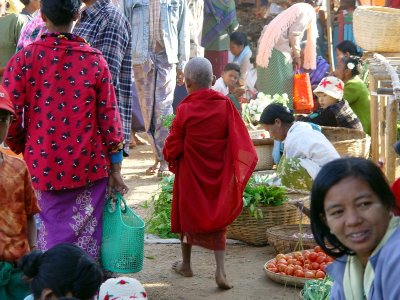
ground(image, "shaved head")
xmin=184 ymin=57 xmax=213 ymax=89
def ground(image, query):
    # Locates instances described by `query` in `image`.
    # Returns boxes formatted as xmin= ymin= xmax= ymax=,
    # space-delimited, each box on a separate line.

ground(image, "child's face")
xmin=222 ymin=70 xmax=239 ymax=88
xmin=317 ymin=93 xmax=338 ymax=109
xmin=0 ymin=110 xmax=11 ymax=145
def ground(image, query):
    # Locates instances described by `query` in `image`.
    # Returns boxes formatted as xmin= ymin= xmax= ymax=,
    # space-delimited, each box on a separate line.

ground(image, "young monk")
xmin=163 ymin=57 xmax=257 ymax=289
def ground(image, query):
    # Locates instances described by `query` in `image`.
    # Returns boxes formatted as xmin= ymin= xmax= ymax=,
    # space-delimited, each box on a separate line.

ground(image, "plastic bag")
xmin=293 ymin=72 xmax=314 ymax=114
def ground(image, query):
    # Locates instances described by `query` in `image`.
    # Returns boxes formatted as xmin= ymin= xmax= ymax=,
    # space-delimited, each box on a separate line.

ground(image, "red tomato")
xmin=304 ymin=270 xmax=315 ymax=278
xmin=294 ymin=269 xmax=305 ymax=277
xmin=294 ymin=260 xmax=303 ymax=266
xmin=319 ymin=262 xmax=327 ymax=271
xmin=303 ymin=263 xmax=312 ymax=270
xmin=287 ymin=258 xmax=297 ymax=265
xmin=276 ymin=254 xmax=285 ymax=260
xmin=277 ymin=264 xmax=287 ymax=272
xmin=303 ymin=251 xmax=310 ymax=260
xmin=293 ymin=251 xmax=303 ymax=259
xmin=312 ymin=262 xmax=320 ymax=270
xmin=314 ymin=246 xmax=322 ymax=253
xmin=309 ymin=252 xmax=318 ymax=262
xmin=293 ymin=265 xmax=303 ymax=271
xmin=284 ymin=254 xmax=293 ymax=260
xmin=316 ymin=255 xmax=326 ymax=264
xmin=277 ymin=259 xmax=288 ymax=265
xmin=268 ymin=267 xmax=278 ymax=273
xmin=315 ymin=270 xmax=325 ymax=279
xmin=266 ymin=262 xmax=276 ymax=269
xmin=285 ymin=266 xmax=295 ymax=276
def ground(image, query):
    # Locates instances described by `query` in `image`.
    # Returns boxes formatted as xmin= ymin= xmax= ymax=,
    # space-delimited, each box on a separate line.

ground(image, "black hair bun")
xmin=19 ymin=250 xmax=44 ymax=278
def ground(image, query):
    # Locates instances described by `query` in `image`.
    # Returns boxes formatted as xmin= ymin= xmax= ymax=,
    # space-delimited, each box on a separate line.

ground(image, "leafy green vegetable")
xmin=146 ymin=176 xmax=178 ymax=238
xmin=146 ymin=174 xmax=288 ymax=238
xmin=161 ymin=114 xmax=175 ymax=129
xmin=243 ymin=175 xmax=288 ymax=219
xmin=301 ymin=276 xmax=333 ymax=300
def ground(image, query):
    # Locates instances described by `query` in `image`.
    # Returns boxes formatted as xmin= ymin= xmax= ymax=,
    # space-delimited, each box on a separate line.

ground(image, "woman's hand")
xmin=293 ymin=57 xmax=301 ymax=71
xmin=108 ymin=163 xmax=129 ymax=195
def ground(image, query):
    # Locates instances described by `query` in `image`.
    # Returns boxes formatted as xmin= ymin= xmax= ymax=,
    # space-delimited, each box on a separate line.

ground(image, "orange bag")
xmin=293 ymin=72 xmax=314 ymax=114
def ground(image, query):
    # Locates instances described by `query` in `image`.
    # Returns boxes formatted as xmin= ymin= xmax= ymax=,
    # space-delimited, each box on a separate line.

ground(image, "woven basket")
xmin=353 ymin=6 xmax=400 ymax=52
xmin=266 ymin=224 xmax=316 ymax=255
xmin=264 ymin=260 xmax=309 ymax=287
xmin=253 ymin=138 xmax=274 ymax=171
xmin=227 ymin=202 xmax=299 ymax=246
xmin=320 ymin=126 xmax=371 ymax=158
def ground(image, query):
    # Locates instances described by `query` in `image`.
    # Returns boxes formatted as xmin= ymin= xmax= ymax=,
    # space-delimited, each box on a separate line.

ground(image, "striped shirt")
xmin=73 ymin=0 xmax=133 ymax=154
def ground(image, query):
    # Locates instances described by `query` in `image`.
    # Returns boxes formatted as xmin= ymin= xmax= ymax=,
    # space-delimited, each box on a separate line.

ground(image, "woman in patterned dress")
xmin=2 ymin=0 xmax=128 ymax=260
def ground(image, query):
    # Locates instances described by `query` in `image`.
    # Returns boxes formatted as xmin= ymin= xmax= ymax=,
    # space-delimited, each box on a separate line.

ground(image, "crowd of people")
xmin=0 ymin=0 xmax=399 ymax=299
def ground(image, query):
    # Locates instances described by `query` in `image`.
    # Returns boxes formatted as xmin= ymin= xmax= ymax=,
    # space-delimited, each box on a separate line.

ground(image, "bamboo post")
xmin=386 ymin=96 xmax=398 ymax=183
xmin=379 ymin=94 xmax=386 ymax=173
xmin=369 ymin=75 xmax=379 ymax=162
xmin=326 ymin=0 xmax=335 ymax=72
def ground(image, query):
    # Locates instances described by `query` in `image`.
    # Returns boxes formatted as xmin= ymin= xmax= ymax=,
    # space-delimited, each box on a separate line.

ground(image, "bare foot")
xmin=172 ymin=261 xmax=193 ymax=277
xmin=215 ymin=272 xmax=233 ymax=290
xmin=145 ymin=161 xmax=160 ymax=175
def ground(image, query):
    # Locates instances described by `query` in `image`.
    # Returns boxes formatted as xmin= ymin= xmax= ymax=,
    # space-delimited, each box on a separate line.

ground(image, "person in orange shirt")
xmin=0 ymin=85 xmax=40 ymax=299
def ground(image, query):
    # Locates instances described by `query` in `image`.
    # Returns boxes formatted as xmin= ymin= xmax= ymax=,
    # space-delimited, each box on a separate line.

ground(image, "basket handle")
xmin=106 ymin=193 xmax=128 ymax=214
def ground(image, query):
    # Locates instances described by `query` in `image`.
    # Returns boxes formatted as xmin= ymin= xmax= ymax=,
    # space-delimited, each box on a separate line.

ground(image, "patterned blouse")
xmin=3 ymin=33 xmax=123 ymax=191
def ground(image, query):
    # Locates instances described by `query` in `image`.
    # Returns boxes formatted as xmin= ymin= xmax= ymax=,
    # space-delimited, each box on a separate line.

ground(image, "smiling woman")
xmin=310 ymin=157 xmax=400 ymax=300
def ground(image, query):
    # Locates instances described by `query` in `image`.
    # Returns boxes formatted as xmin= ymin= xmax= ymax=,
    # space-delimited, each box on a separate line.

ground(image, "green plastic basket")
xmin=101 ymin=194 xmax=145 ymax=273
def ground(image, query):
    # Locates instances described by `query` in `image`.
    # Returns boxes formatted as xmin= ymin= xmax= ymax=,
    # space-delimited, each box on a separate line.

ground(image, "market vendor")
xmin=334 ymin=55 xmax=371 ymax=135
xmin=163 ymin=57 xmax=257 ymax=289
xmin=259 ymin=103 xmax=340 ymax=190
xmin=310 ymin=157 xmax=400 ymax=299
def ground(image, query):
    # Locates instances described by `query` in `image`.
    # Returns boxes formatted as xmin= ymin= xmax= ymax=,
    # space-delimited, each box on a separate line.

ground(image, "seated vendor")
xmin=260 ymin=104 xmax=340 ymax=190
xmin=298 ymin=76 xmax=363 ymax=130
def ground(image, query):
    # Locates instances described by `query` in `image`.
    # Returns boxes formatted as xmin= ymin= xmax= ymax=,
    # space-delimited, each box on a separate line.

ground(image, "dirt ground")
xmin=120 ymin=142 xmax=301 ymax=300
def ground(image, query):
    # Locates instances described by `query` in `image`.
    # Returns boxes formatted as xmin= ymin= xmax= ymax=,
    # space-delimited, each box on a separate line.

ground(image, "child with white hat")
xmin=298 ymin=76 xmax=363 ymax=130
xmin=98 ymin=277 xmax=147 ymax=300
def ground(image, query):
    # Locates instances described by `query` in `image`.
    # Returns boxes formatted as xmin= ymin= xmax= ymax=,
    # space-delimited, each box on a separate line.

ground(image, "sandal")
xmin=157 ymin=169 xmax=173 ymax=178
xmin=145 ymin=165 xmax=159 ymax=175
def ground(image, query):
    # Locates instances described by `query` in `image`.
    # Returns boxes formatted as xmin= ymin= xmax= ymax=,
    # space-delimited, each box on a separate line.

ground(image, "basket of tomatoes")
xmin=263 ymin=246 xmax=334 ymax=287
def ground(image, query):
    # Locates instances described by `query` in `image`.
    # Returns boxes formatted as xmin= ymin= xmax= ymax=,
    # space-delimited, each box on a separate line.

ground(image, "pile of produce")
xmin=243 ymin=175 xmax=288 ymax=219
xmin=301 ymin=276 xmax=333 ymax=300
xmin=242 ymin=93 xmax=289 ymax=127
xmin=146 ymin=176 xmax=178 ymax=239
xmin=265 ymin=246 xmax=334 ymax=279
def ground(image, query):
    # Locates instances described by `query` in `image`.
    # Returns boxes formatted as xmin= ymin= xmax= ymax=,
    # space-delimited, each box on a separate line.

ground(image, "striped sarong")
xmin=256 ymin=48 xmax=293 ymax=108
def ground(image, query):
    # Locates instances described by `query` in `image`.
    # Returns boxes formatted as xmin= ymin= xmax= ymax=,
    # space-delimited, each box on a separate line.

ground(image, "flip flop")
xmin=145 ymin=166 xmax=158 ymax=175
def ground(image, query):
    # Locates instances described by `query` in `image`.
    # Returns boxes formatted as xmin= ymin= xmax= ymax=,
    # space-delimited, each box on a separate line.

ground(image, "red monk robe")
xmin=163 ymin=88 xmax=257 ymax=250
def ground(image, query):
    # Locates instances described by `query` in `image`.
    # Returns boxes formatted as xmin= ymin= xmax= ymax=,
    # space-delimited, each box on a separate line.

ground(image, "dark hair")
xmin=310 ymin=158 xmax=396 ymax=258
xmin=223 ymin=62 xmax=240 ymax=74
xmin=340 ymin=55 xmax=363 ymax=77
xmin=20 ymin=0 xmax=30 ymax=5
xmin=20 ymin=243 xmax=103 ymax=299
xmin=229 ymin=31 xmax=248 ymax=47
xmin=304 ymin=0 xmax=323 ymax=7
xmin=336 ymin=40 xmax=362 ymax=57
xmin=259 ymin=103 xmax=295 ymax=124
xmin=41 ymin=0 xmax=82 ymax=26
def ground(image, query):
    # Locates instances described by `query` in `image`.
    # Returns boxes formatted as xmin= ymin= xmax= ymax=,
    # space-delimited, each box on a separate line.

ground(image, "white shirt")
xmin=212 ymin=77 xmax=229 ymax=96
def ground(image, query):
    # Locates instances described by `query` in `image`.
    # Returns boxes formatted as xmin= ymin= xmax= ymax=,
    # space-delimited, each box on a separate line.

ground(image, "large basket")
xmin=264 ymin=260 xmax=309 ymax=287
xmin=227 ymin=202 xmax=299 ymax=246
xmin=101 ymin=194 xmax=145 ymax=273
xmin=266 ymin=224 xmax=316 ymax=255
xmin=320 ymin=126 xmax=371 ymax=158
xmin=253 ymin=138 xmax=274 ymax=171
xmin=353 ymin=6 xmax=400 ymax=52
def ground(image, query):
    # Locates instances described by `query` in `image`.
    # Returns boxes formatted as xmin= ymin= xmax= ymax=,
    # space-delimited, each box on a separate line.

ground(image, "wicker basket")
xmin=264 ymin=260 xmax=309 ymax=287
xmin=266 ymin=224 xmax=316 ymax=255
xmin=227 ymin=202 xmax=299 ymax=246
xmin=253 ymin=138 xmax=274 ymax=171
xmin=353 ymin=6 xmax=400 ymax=52
xmin=320 ymin=126 xmax=371 ymax=158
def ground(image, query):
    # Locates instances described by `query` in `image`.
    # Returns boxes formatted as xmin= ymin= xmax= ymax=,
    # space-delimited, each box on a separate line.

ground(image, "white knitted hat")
xmin=98 ymin=277 xmax=147 ymax=300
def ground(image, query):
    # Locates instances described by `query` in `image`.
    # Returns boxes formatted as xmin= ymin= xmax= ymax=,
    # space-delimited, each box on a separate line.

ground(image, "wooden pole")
xmin=369 ymin=75 xmax=379 ymax=162
xmin=386 ymin=97 xmax=398 ymax=183
xmin=326 ymin=0 xmax=335 ymax=72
